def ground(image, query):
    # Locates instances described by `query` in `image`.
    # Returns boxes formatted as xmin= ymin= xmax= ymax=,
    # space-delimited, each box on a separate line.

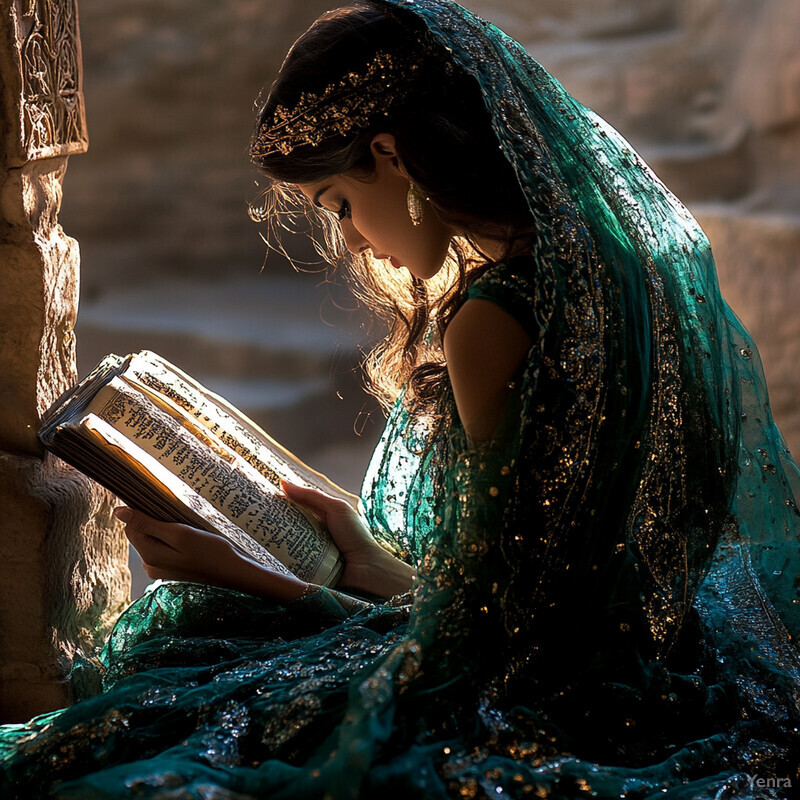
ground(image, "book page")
xmin=83 ymin=378 xmax=342 ymax=586
xmin=123 ymin=351 xmax=360 ymax=508
xmin=77 ymin=415 xmax=293 ymax=577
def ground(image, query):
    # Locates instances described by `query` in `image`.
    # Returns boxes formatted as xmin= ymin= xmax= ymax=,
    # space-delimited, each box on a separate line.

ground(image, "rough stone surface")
xmin=696 ymin=207 xmax=800 ymax=456
xmin=0 ymin=454 xmax=128 ymax=721
xmin=0 ymin=160 xmax=76 ymax=455
xmin=1 ymin=0 xmax=129 ymax=722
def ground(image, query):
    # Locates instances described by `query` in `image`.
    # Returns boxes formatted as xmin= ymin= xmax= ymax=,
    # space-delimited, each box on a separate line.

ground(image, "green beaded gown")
xmin=3 ymin=0 xmax=800 ymax=797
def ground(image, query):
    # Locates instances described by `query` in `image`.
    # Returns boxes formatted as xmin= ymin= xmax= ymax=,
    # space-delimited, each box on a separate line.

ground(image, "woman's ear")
xmin=369 ymin=133 xmax=407 ymax=176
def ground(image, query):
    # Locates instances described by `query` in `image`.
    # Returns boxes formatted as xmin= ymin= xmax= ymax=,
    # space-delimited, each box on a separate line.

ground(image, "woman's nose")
xmin=341 ymin=219 xmax=370 ymax=256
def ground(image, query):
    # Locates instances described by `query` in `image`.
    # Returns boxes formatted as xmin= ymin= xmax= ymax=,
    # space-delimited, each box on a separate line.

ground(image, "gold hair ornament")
xmin=251 ymin=51 xmax=423 ymax=160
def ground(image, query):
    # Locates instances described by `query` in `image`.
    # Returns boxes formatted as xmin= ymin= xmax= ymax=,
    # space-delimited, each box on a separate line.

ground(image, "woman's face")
xmin=296 ymin=134 xmax=455 ymax=281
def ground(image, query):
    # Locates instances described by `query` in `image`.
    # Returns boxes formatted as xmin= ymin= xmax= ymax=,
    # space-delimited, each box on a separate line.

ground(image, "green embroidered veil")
xmin=2 ymin=0 xmax=799 ymax=797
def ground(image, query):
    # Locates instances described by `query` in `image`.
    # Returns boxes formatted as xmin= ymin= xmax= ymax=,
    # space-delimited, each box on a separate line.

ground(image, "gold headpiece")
xmin=250 ymin=51 xmax=422 ymax=160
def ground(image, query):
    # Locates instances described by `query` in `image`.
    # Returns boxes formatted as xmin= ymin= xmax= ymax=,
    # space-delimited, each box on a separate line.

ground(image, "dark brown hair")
xmin=250 ymin=4 xmax=535 ymax=412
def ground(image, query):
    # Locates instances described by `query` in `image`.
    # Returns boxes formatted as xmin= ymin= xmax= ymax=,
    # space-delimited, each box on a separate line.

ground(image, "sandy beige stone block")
xmin=697 ymin=206 xmax=800 ymax=459
xmin=0 ymin=0 xmax=129 ymax=722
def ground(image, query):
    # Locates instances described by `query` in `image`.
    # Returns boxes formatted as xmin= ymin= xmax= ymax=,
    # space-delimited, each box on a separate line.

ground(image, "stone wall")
xmin=0 ymin=0 xmax=129 ymax=721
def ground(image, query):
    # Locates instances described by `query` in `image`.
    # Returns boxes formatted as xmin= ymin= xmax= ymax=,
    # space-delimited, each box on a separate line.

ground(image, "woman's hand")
xmin=114 ymin=507 xmax=309 ymax=601
xmin=281 ymin=481 xmax=415 ymax=598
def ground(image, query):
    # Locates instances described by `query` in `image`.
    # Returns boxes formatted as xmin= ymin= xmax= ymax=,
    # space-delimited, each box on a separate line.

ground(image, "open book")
xmin=39 ymin=350 xmax=355 ymax=587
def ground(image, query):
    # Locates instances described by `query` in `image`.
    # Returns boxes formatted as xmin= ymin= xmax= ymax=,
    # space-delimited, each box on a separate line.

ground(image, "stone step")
xmin=473 ymin=0 xmax=678 ymax=45
xmin=74 ymin=275 xmax=384 ymax=457
xmin=76 ymin=276 xmax=368 ymax=380
xmin=529 ymin=30 xmax=741 ymax=177
xmin=641 ymin=125 xmax=752 ymax=203
xmin=525 ymin=29 xmax=684 ymax=116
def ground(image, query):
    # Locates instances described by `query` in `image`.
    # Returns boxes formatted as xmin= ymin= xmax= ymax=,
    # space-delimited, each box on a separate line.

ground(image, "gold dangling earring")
xmin=407 ymin=182 xmax=425 ymax=227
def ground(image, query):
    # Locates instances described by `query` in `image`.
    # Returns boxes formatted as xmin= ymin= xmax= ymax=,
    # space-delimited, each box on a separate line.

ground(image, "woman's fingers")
xmin=115 ymin=508 xmax=213 ymax=576
xmin=114 ymin=508 xmax=187 ymax=551
xmin=280 ymin=480 xmax=347 ymax=524
xmin=113 ymin=507 xmax=309 ymax=600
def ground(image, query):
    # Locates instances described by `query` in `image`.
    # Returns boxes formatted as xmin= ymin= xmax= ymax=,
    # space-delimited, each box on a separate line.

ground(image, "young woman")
xmin=3 ymin=0 xmax=799 ymax=797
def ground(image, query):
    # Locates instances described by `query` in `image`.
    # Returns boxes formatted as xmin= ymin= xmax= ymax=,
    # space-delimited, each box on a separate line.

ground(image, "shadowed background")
xmin=59 ymin=0 xmax=800 ymax=595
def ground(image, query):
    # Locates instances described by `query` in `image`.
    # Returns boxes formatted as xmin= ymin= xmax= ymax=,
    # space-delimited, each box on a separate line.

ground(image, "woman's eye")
xmin=336 ymin=201 xmax=351 ymax=221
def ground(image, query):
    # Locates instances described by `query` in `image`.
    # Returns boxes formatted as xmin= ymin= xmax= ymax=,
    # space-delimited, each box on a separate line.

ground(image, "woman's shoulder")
xmin=465 ymin=255 xmax=541 ymax=340
xmin=444 ymin=259 xmax=535 ymax=441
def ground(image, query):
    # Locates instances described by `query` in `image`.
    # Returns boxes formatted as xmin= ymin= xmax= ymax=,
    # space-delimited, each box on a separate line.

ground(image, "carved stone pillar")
xmin=0 ymin=0 xmax=129 ymax=722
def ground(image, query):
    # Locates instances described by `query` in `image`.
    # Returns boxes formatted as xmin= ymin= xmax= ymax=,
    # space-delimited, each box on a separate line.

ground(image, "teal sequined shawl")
xmin=2 ymin=1 xmax=800 ymax=797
